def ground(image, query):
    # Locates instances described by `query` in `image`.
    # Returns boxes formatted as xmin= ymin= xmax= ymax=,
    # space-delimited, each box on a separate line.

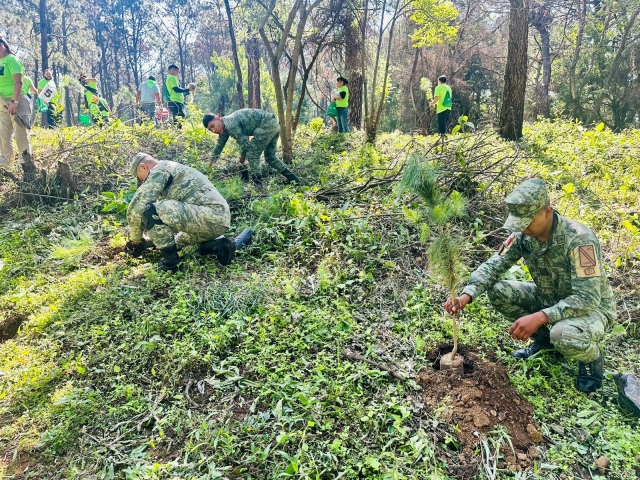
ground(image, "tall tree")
xmin=497 ymin=0 xmax=529 ymax=140
xmin=530 ymin=0 xmax=553 ymax=118
xmin=342 ymin=0 xmax=364 ymax=129
xmin=223 ymin=0 xmax=245 ymax=108
xmin=258 ymin=0 xmax=326 ymax=163
xmin=246 ymin=32 xmax=261 ymax=108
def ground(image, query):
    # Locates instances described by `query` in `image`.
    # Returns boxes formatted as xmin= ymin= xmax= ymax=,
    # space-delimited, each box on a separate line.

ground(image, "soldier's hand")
xmin=444 ymin=294 xmax=471 ymax=315
xmin=125 ymin=239 xmax=152 ymax=256
xmin=508 ymin=312 xmax=549 ymax=341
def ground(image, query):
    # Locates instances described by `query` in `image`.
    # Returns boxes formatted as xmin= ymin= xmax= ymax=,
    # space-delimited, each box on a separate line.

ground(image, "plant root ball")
xmin=440 ymin=352 xmax=464 ymax=373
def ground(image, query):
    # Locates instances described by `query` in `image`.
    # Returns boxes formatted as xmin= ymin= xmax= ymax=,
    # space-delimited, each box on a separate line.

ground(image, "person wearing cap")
xmin=0 ymin=37 xmax=33 ymax=169
xmin=79 ymin=74 xmax=111 ymax=125
xmin=136 ymin=75 xmax=162 ymax=125
xmin=444 ymin=178 xmax=616 ymax=393
xmin=125 ymin=152 xmax=235 ymax=271
xmin=202 ymin=109 xmax=302 ymax=185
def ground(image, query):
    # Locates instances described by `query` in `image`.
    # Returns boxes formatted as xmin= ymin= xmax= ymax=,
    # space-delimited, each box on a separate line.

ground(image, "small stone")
xmin=472 ymin=410 xmax=491 ymax=428
xmin=498 ymin=412 xmax=506 ymax=421
xmin=528 ymin=446 xmax=540 ymax=459
xmin=513 ymin=398 xmax=521 ymax=405
xmin=595 ymin=456 xmax=610 ymax=474
xmin=517 ymin=453 xmax=527 ymax=461
xmin=560 ymin=474 xmax=567 ymax=479
xmin=526 ymin=424 xmax=543 ymax=443
xmin=490 ymin=410 xmax=497 ymax=417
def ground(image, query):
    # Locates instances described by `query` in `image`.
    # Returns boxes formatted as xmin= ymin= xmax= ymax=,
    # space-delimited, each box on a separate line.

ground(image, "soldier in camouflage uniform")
xmin=445 ymin=178 xmax=616 ymax=392
xmin=125 ymin=152 xmax=236 ymax=271
xmin=203 ymin=109 xmax=302 ymax=185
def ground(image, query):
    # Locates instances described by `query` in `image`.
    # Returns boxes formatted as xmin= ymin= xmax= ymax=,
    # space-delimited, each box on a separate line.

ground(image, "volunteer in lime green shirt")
xmin=333 ymin=76 xmax=350 ymax=133
xmin=430 ymin=75 xmax=453 ymax=135
xmin=79 ymin=74 xmax=110 ymax=125
xmin=22 ymin=76 xmax=37 ymax=98
xmin=165 ymin=64 xmax=195 ymax=128
xmin=37 ymin=69 xmax=63 ymax=128
xmin=0 ymin=36 xmax=33 ymax=167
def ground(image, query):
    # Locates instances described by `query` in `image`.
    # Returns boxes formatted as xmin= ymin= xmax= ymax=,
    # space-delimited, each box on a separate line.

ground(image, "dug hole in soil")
xmin=417 ymin=345 xmax=543 ymax=479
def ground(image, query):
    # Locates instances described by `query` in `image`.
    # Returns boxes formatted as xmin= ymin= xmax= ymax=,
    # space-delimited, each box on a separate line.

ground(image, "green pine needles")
xmin=399 ymin=154 xmax=468 ymax=358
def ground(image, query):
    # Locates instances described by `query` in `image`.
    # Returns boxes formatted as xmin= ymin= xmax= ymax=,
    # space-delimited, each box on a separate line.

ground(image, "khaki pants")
xmin=0 ymin=94 xmax=32 ymax=163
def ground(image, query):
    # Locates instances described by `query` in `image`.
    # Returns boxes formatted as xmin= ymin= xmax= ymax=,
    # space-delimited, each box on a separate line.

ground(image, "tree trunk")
xmin=224 ymin=0 xmax=245 ymax=109
xmin=246 ymin=35 xmax=261 ymax=108
xmin=531 ymin=0 xmax=552 ymax=118
xmin=39 ymin=0 xmax=49 ymax=70
xmin=343 ymin=1 xmax=363 ymax=129
xmin=498 ymin=0 xmax=529 ymax=140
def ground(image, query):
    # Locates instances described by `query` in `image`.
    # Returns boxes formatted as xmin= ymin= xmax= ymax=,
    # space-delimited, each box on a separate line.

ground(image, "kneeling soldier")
xmin=445 ymin=178 xmax=616 ymax=393
xmin=203 ymin=109 xmax=302 ymax=185
xmin=126 ymin=152 xmax=236 ymax=271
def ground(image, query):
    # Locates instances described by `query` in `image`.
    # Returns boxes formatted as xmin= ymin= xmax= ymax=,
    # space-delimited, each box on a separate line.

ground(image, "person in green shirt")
xmin=21 ymin=76 xmax=37 ymax=99
xmin=165 ymin=64 xmax=195 ymax=128
xmin=0 ymin=37 xmax=33 ymax=169
xmin=79 ymin=74 xmax=110 ymax=125
xmin=333 ymin=76 xmax=349 ymax=133
xmin=37 ymin=69 xmax=63 ymax=128
xmin=430 ymin=75 xmax=453 ymax=136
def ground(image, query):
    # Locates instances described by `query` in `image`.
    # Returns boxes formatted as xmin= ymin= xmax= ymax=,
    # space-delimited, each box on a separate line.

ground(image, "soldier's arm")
xmin=541 ymin=243 xmax=604 ymax=324
xmin=461 ymin=234 xmax=522 ymax=301
xmin=210 ymin=132 xmax=230 ymax=165
xmin=127 ymin=169 xmax=170 ymax=241
xmin=229 ymin=124 xmax=250 ymax=158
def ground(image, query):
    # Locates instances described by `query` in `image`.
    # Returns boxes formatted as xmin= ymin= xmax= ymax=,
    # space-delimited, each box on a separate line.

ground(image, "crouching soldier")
xmin=203 ymin=109 xmax=302 ymax=185
xmin=445 ymin=178 xmax=616 ymax=393
xmin=126 ymin=152 xmax=236 ymax=271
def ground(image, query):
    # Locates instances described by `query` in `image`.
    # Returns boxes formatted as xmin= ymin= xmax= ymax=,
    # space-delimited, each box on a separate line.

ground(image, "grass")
xmin=0 ymin=119 xmax=639 ymax=479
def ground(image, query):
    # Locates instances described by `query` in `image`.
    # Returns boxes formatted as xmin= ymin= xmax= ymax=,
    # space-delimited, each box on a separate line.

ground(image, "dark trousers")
xmin=437 ymin=109 xmax=451 ymax=135
xmin=168 ymin=101 xmax=185 ymax=127
xmin=47 ymin=102 xmax=60 ymax=128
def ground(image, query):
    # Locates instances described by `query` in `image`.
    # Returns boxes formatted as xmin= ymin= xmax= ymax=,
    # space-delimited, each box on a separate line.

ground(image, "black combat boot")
xmin=512 ymin=341 xmax=552 ymax=359
xmin=250 ymin=174 xmax=263 ymax=187
xmin=576 ymin=348 xmax=604 ymax=393
xmin=281 ymin=168 xmax=302 ymax=185
xmin=199 ymin=237 xmax=236 ymax=266
xmin=158 ymin=244 xmax=181 ymax=272
xmin=240 ymin=169 xmax=250 ymax=183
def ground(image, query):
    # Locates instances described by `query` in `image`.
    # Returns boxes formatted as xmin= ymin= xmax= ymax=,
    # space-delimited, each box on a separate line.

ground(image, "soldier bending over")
xmin=126 ymin=152 xmax=236 ymax=271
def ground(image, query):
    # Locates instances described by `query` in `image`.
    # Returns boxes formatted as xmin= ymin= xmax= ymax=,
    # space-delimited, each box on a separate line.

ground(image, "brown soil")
xmin=417 ymin=347 xmax=543 ymax=479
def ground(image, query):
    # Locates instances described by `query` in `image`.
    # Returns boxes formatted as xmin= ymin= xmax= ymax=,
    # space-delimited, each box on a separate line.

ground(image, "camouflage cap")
xmin=503 ymin=178 xmax=549 ymax=232
xmin=130 ymin=152 xmax=150 ymax=187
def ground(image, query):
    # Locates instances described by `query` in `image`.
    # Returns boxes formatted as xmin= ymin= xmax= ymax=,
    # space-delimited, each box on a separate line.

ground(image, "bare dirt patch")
xmin=418 ymin=347 xmax=543 ymax=479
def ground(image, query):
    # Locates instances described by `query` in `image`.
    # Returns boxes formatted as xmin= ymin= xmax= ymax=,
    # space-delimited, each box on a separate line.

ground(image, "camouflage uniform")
xmin=210 ymin=109 xmax=287 ymax=176
xmin=127 ymin=158 xmax=230 ymax=250
xmin=462 ymin=180 xmax=616 ymax=363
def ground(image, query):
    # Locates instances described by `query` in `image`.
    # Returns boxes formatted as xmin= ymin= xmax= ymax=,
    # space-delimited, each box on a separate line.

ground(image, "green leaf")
xmin=415 ymin=335 xmax=426 ymax=352
xmin=595 ymin=122 xmax=605 ymax=132
xmin=113 ymin=365 xmax=121 ymax=373
xmin=611 ymin=324 xmax=626 ymax=336
xmin=420 ymin=223 xmax=431 ymax=244
xmin=452 ymin=124 xmax=461 ymax=134
xmin=365 ymin=457 xmax=381 ymax=470
xmin=562 ymin=183 xmax=575 ymax=194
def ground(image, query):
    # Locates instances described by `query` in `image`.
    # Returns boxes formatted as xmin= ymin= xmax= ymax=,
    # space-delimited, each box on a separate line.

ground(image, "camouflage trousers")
xmin=487 ymin=280 xmax=607 ymax=362
xmin=247 ymin=116 xmax=287 ymax=176
xmin=147 ymin=200 xmax=230 ymax=250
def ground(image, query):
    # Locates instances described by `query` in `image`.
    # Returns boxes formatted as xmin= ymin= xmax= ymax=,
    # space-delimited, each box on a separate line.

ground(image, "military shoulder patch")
xmin=499 ymin=234 xmax=516 ymax=256
xmin=572 ymin=244 xmax=601 ymax=278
